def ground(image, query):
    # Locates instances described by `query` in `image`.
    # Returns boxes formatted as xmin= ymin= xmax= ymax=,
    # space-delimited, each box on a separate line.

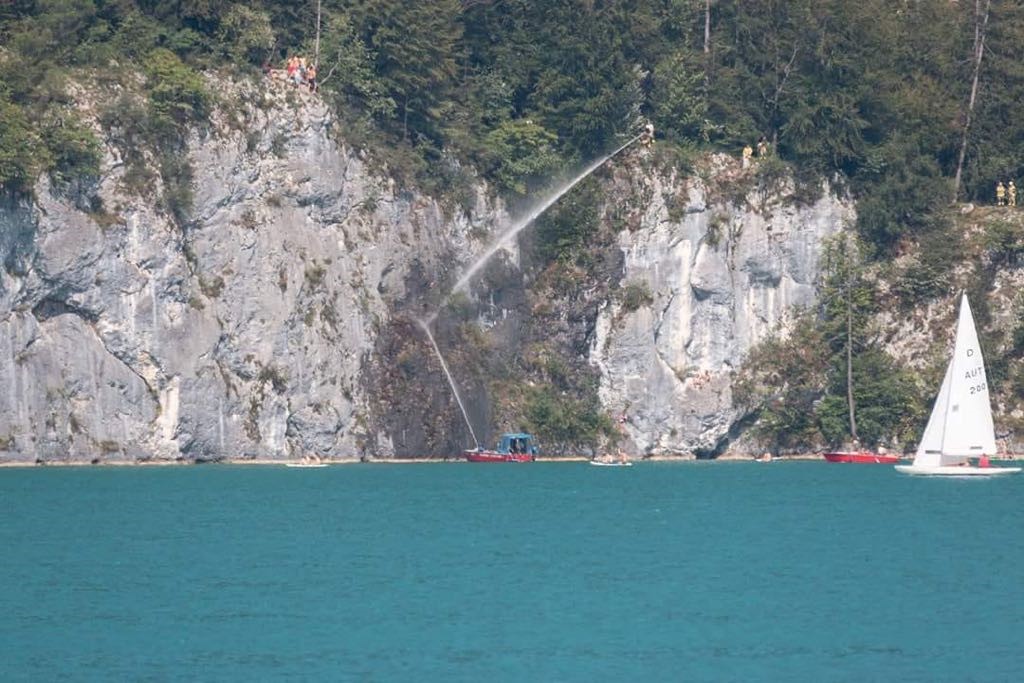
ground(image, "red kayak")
xmin=824 ymin=451 xmax=900 ymax=464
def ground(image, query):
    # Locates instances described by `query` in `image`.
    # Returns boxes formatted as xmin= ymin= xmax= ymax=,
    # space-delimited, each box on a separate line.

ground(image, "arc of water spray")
xmin=416 ymin=318 xmax=481 ymax=449
xmin=414 ymin=134 xmax=643 ymax=450
xmin=425 ymin=134 xmax=642 ymax=325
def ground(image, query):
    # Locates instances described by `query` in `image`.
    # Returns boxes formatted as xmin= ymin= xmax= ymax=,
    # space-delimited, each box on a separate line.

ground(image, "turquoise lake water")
xmin=1 ymin=461 xmax=1022 ymax=681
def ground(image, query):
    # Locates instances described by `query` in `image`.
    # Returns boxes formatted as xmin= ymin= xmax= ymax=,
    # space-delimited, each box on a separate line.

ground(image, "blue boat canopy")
xmin=496 ymin=433 xmax=538 ymax=455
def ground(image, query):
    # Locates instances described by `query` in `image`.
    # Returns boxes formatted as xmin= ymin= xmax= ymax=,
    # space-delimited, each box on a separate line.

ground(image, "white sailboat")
xmin=896 ymin=293 xmax=1020 ymax=476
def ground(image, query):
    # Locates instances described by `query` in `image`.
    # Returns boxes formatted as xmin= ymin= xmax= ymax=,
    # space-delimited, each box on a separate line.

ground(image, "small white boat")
xmin=896 ymin=293 xmax=1020 ymax=477
xmin=286 ymin=456 xmax=328 ymax=468
xmin=589 ymin=459 xmax=633 ymax=467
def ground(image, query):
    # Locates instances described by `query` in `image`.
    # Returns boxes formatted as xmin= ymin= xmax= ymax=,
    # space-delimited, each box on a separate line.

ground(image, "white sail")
xmin=913 ymin=294 xmax=997 ymax=467
xmin=940 ymin=294 xmax=997 ymax=457
xmin=915 ymin=361 xmax=953 ymax=467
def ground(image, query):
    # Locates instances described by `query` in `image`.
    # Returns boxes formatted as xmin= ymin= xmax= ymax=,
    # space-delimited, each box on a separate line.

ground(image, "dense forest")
xmin=2 ymin=0 xmax=1024 ymax=452
xmin=4 ymin=1 xmax=1024 ymax=228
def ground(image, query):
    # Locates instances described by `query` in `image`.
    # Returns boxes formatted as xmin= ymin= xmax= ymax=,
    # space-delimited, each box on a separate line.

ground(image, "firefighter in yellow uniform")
xmin=1009 ymin=181 xmax=1017 ymax=207
xmin=637 ymin=122 xmax=654 ymax=148
xmin=996 ymin=181 xmax=1006 ymax=206
xmin=742 ymin=144 xmax=753 ymax=169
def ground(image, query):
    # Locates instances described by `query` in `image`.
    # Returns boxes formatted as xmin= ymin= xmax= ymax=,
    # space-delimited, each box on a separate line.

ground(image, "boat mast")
xmin=845 ymin=234 xmax=858 ymax=442
xmin=847 ymin=296 xmax=858 ymax=440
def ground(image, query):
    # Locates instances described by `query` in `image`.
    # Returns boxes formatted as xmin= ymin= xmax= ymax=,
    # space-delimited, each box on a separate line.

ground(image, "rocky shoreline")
xmin=3 ymin=449 xmax=1018 ymax=468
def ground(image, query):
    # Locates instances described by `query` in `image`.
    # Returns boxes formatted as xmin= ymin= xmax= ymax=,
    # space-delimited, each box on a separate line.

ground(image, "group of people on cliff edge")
xmin=283 ymin=55 xmax=317 ymax=92
xmin=996 ymin=181 xmax=1017 ymax=207
xmin=741 ymin=137 xmax=771 ymax=168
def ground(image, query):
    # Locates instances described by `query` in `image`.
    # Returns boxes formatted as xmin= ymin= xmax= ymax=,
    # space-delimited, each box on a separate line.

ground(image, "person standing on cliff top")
xmin=997 ymin=181 xmax=1006 ymax=206
xmin=306 ymin=63 xmax=317 ymax=93
xmin=640 ymin=122 xmax=654 ymax=148
xmin=1009 ymin=181 xmax=1017 ymax=207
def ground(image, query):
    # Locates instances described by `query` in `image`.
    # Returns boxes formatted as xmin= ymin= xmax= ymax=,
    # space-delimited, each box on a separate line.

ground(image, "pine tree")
xmin=349 ymin=0 xmax=463 ymax=140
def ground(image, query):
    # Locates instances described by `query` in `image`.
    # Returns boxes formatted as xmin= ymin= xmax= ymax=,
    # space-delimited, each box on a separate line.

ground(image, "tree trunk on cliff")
xmin=704 ymin=0 xmax=711 ymax=55
xmin=953 ymin=0 xmax=991 ymax=203
xmin=314 ymin=0 xmax=322 ymax=68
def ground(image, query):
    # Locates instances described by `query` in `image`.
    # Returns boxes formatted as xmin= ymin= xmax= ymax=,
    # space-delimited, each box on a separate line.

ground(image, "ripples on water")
xmin=1 ymin=462 xmax=1021 ymax=681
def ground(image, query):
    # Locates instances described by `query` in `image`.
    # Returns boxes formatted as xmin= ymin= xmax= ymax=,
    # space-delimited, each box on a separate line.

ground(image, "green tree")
xmin=959 ymin=1 xmax=1024 ymax=202
xmin=42 ymin=112 xmax=101 ymax=187
xmin=529 ymin=4 xmax=643 ymax=155
xmin=0 ymin=98 xmax=49 ymax=191
xmin=649 ymin=50 xmax=709 ymax=142
xmin=481 ymin=119 xmax=561 ymax=198
xmin=817 ymin=348 xmax=921 ymax=448
xmin=534 ymin=176 xmax=601 ymax=263
xmin=523 ymin=385 xmax=614 ymax=455
xmin=143 ymin=47 xmax=210 ymax=134
xmin=218 ymin=4 xmax=274 ymax=66
xmin=813 ymin=231 xmax=926 ymax=447
xmin=313 ymin=8 xmax=395 ymax=120
xmin=733 ymin=312 xmax=830 ymax=452
xmin=350 ymin=0 xmax=463 ymax=139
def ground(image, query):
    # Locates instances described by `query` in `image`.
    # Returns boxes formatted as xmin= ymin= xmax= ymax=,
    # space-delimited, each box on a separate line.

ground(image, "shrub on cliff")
xmin=0 ymin=98 xmax=48 ymax=192
xmin=143 ymin=48 xmax=209 ymax=135
xmin=43 ymin=113 xmax=101 ymax=188
xmin=523 ymin=386 xmax=615 ymax=456
xmin=618 ymin=281 xmax=653 ymax=313
xmin=481 ymin=119 xmax=561 ymax=198
xmin=534 ymin=177 xmax=601 ymax=263
xmin=733 ymin=312 xmax=830 ymax=452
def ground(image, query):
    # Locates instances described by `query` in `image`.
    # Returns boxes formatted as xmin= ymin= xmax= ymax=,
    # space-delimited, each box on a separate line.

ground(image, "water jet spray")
xmin=446 ymin=134 xmax=642 ymax=303
xmin=415 ymin=317 xmax=480 ymax=449
xmin=414 ymin=133 xmax=644 ymax=450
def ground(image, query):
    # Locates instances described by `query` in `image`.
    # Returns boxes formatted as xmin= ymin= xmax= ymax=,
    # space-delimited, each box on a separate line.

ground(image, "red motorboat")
xmin=824 ymin=451 xmax=900 ymax=464
xmin=464 ymin=433 xmax=537 ymax=463
xmin=464 ymin=450 xmax=536 ymax=463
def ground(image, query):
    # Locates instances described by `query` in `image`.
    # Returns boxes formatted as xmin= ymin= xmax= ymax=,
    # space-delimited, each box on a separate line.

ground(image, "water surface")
xmin=1 ymin=462 xmax=1021 ymax=681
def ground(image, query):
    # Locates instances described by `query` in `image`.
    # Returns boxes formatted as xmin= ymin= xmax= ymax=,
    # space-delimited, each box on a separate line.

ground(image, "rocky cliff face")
xmin=0 ymin=80 xmax=504 ymax=462
xmin=0 ymin=81 xmax=850 ymax=462
xmin=591 ymin=162 xmax=851 ymax=456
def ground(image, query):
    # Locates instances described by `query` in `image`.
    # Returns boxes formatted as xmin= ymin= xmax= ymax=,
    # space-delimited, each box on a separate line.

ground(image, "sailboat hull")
xmin=894 ymin=464 xmax=1021 ymax=476
xmin=824 ymin=451 xmax=900 ymax=464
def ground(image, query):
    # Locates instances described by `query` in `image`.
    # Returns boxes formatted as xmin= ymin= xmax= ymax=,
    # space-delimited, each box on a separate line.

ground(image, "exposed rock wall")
xmin=0 ymin=82 xmax=851 ymax=462
xmin=0 ymin=82 xmax=502 ymax=462
xmin=591 ymin=163 xmax=852 ymax=456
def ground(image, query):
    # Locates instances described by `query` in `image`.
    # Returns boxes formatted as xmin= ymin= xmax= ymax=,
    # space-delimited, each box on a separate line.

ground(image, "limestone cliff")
xmin=0 ymin=80 xmax=851 ymax=462
xmin=591 ymin=162 xmax=851 ymax=456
